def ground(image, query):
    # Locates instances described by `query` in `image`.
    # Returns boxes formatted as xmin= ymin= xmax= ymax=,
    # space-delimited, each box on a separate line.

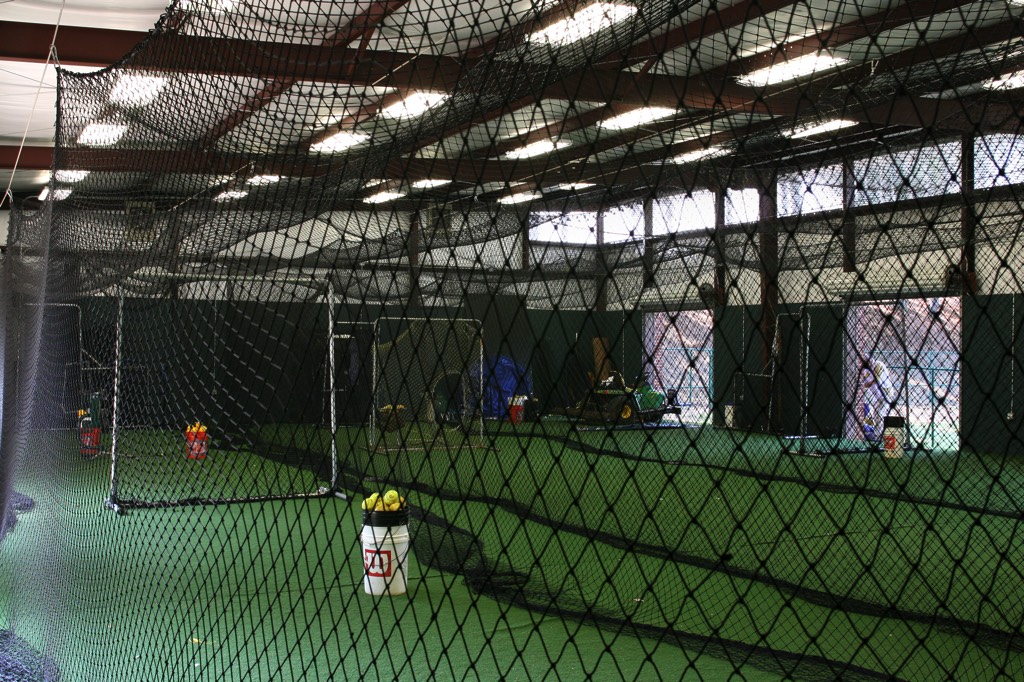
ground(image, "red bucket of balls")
xmin=185 ymin=422 xmax=209 ymax=459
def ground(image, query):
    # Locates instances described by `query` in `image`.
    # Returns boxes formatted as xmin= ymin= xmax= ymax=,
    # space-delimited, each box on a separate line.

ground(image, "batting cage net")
xmin=1 ymin=0 xmax=1023 ymax=679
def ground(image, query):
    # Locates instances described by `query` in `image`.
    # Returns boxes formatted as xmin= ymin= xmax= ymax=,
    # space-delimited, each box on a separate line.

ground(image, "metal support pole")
xmin=327 ymin=281 xmax=342 ymax=498
xmin=105 ymin=296 xmax=124 ymax=513
xmin=478 ymin=321 xmax=484 ymax=442
xmin=801 ymin=308 xmax=810 ymax=441
xmin=371 ymin=318 xmax=379 ymax=447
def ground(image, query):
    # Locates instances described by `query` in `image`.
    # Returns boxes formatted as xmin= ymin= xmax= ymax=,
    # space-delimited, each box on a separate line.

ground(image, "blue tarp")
xmin=482 ymin=355 xmax=532 ymax=418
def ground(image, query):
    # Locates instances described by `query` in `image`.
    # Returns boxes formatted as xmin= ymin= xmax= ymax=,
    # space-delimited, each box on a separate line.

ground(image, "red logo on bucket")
xmin=365 ymin=548 xmax=392 ymax=577
xmin=883 ymin=435 xmax=896 ymax=450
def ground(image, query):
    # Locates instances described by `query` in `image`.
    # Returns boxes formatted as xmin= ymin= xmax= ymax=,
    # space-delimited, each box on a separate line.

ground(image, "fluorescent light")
xmin=180 ymin=0 xmax=235 ymax=12
xmin=77 ymin=123 xmax=127 ymax=146
xmin=669 ymin=146 xmax=730 ymax=164
xmin=246 ymin=174 xmax=281 ymax=185
xmin=411 ymin=179 xmax=451 ymax=189
xmin=982 ymin=70 xmax=1024 ymax=91
xmin=38 ymin=187 xmax=72 ymax=201
xmin=527 ymin=3 xmax=638 ymax=47
xmin=54 ymin=170 xmax=90 ymax=183
xmin=598 ymin=107 xmax=677 ymax=131
xmin=310 ymin=131 xmax=369 ymax=153
xmin=378 ymin=92 xmax=447 ymax=119
xmin=786 ymin=119 xmax=858 ymax=139
xmin=505 ymin=139 xmax=571 ymax=159
xmin=214 ymin=190 xmax=248 ymax=202
xmin=554 ymin=182 xmax=596 ymax=191
xmin=737 ymin=53 xmax=848 ymax=87
xmin=363 ymin=191 xmax=406 ymax=204
xmin=110 ymin=74 xmax=167 ymax=107
xmin=363 ymin=179 xmax=388 ymax=188
xmin=498 ymin=192 xmax=540 ymax=205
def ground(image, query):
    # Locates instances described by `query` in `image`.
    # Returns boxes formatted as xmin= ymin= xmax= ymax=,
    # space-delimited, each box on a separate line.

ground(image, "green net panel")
xmin=369 ymin=317 xmax=484 ymax=457
xmin=1 ymin=0 xmax=1023 ymax=679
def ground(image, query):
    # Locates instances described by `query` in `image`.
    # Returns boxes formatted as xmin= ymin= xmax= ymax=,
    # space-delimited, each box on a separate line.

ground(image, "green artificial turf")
xmin=2 ymin=419 xmax=1022 ymax=680
xmin=0 ymin=428 xmax=775 ymax=681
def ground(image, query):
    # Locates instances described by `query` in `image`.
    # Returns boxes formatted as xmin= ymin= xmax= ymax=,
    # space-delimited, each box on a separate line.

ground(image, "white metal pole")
xmin=802 ymin=308 xmax=810 ymax=442
xmin=327 ymin=281 xmax=341 ymax=497
xmin=371 ymin=318 xmax=379 ymax=447
xmin=478 ymin=321 xmax=484 ymax=441
xmin=105 ymin=296 xmax=124 ymax=512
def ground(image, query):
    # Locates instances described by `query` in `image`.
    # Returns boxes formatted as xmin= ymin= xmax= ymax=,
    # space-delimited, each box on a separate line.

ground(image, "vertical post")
xmin=370 ymin=318 xmax=379 ymax=447
xmin=595 ymin=211 xmax=608 ymax=312
xmin=759 ymin=178 xmax=779 ymax=433
xmin=960 ymin=134 xmax=977 ymax=295
xmin=842 ymin=160 xmax=857 ymax=273
xmin=801 ymin=308 xmax=810 ymax=441
xmin=714 ymin=187 xmax=736 ymax=426
xmin=327 ymin=280 xmax=339 ymax=494
xmin=714 ymin=188 xmax=727 ymax=306
xmin=105 ymin=296 xmax=124 ymax=512
xmin=643 ymin=196 xmax=655 ymax=290
xmin=408 ymin=212 xmax=421 ymax=311
xmin=521 ymin=212 xmax=531 ymax=271
xmin=900 ymin=300 xmax=911 ymax=446
xmin=477 ymin=319 xmax=484 ymax=441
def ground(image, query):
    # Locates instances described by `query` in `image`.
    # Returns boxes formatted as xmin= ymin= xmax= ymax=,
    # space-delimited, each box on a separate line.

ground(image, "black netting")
xmin=3 ymin=0 xmax=1024 ymax=679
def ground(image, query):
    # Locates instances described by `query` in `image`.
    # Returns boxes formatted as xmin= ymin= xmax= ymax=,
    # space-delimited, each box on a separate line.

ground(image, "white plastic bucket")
xmin=361 ymin=510 xmax=411 ymax=596
xmin=882 ymin=415 xmax=905 ymax=458
xmin=724 ymin=404 xmax=735 ymax=429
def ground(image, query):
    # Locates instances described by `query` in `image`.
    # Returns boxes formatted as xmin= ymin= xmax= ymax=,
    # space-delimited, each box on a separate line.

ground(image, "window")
xmin=651 ymin=190 xmax=716 ymax=234
xmin=975 ymin=134 xmax=1024 ymax=189
xmin=852 ymin=141 xmax=961 ymax=206
xmin=529 ymin=211 xmax=597 ymax=244
xmin=777 ymin=164 xmax=844 ymax=216
xmin=725 ymin=188 xmax=759 ymax=225
xmin=601 ymin=203 xmax=645 ymax=243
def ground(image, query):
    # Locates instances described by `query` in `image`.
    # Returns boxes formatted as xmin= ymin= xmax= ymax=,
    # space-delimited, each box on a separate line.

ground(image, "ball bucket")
xmin=361 ymin=508 xmax=411 ymax=596
xmin=882 ymin=415 xmax=906 ymax=458
xmin=185 ymin=431 xmax=208 ymax=459
xmin=80 ymin=425 xmax=101 ymax=458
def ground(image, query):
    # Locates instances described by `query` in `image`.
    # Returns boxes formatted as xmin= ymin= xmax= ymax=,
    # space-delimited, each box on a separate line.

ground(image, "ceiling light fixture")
xmin=505 ymin=139 xmax=572 ymax=159
xmin=246 ymin=174 xmax=281 ymax=185
xmin=180 ymin=0 xmax=235 ymax=12
xmin=363 ymin=191 xmax=407 ymax=204
xmin=527 ymin=3 xmax=638 ymax=47
xmin=54 ymin=170 xmax=91 ymax=183
xmin=378 ymin=92 xmax=448 ymax=118
xmin=411 ymin=179 xmax=452 ymax=189
xmin=785 ymin=119 xmax=858 ymax=139
xmin=310 ymin=131 xmax=369 ymax=153
xmin=110 ymin=74 xmax=168 ymax=107
xmin=77 ymin=123 xmax=127 ymax=147
xmin=982 ymin=70 xmax=1024 ymax=91
xmin=498 ymin=192 xmax=541 ymax=205
xmin=38 ymin=187 xmax=72 ymax=201
xmin=214 ymin=190 xmax=248 ymax=202
xmin=737 ymin=53 xmax=848 ymax=87
xmin=597 ymin=107 xmax=677 ymax=130
xmin=669 ymin=146 xmax=731 ymax=164
xmin=554 ymin=182 xmax=596 ymax=191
